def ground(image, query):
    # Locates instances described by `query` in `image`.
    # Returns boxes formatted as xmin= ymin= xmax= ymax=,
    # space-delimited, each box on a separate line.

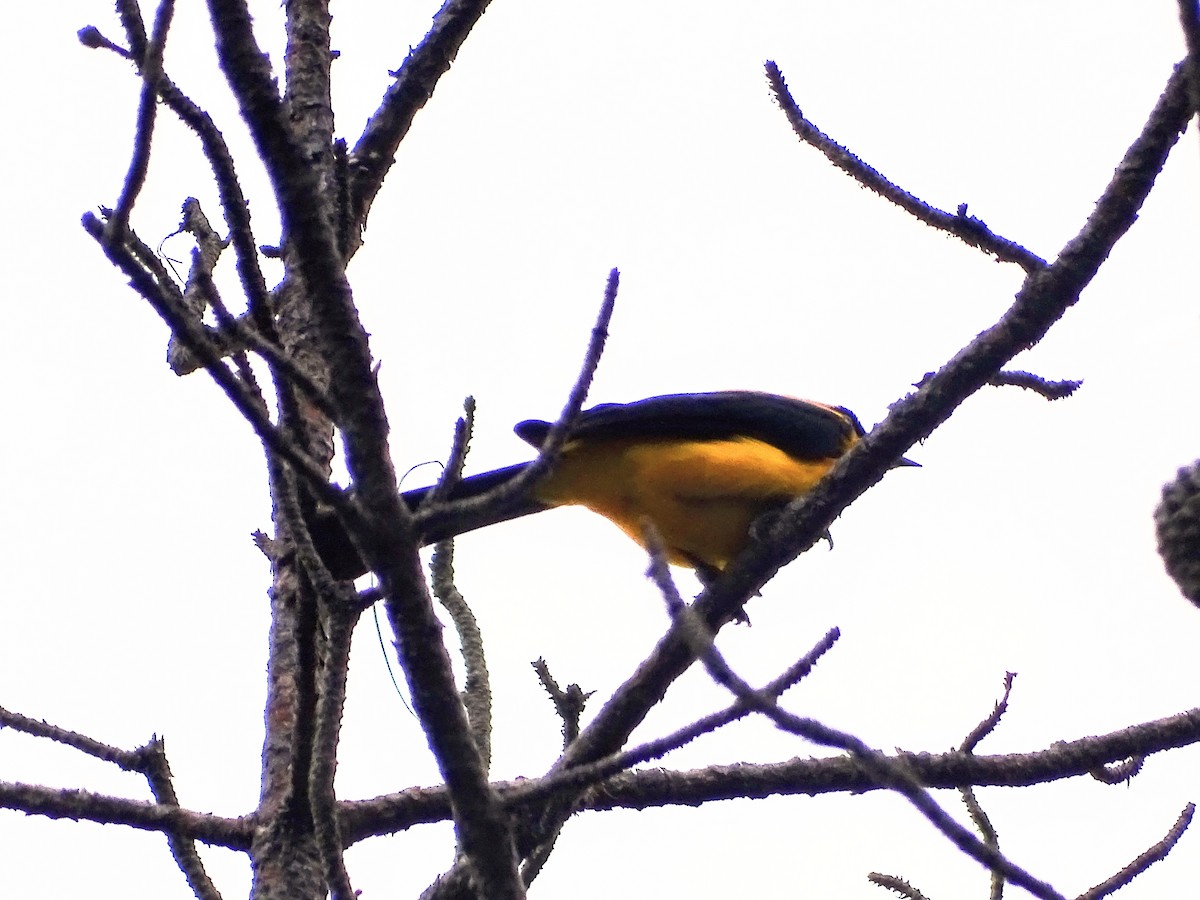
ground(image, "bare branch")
xmin=309 ymin=597 xmax=361 ymax=900
xmin=962 ymin=673 xmax=1017 ymax=753
xmin=959 ymin=674 xmax=1017 ymax=900
xmin=424 ymin=396 xmax=476 ymax=507
xmin=507 ymin=629 xmax=840 ymax=811
xmin=397 ymin=66 xmax=1200 ymax=898
xmin=107 ymin=0 xmax=175 ymax=239
xmin=868 ymin=873 xmax=931 ymax=900
xmin=0 ymin=706 xmax=142 ymax=770
xmin=192 ymin=1 xmax=531 ymax=868
xmin=107 ymin=0 xmax=275 ymax=342
xmin=432 ymin=541 xmax=493 ymax=772
xmin=1088 ymin=756 xmax=1145 ymax=785
xmin=988 ymin=371 xmax=1083 ymax=401
xmin=415 ymin=268 xmax=620 ymax=543
xmin=708 ymin=60 xmax=1195 ymax=622
xmin=77 ymin=25 xmax=133 ymax=58
xmin=0 ymin=707 xmax=235 ymax=893
xmin=114 ymin=0 xmax=149 ymax=64
xmin=348 ymin=0 xmax=494 ymax=238
xmin=0 ymin=781 xmax=252 ymax=850
xmin=531 ymin=660 xmax=591 ymax=750
xmin=140 ymin=739 xmax=223 ymax=900
xmin=1076 ymin=803 xmax=1195 ymax=900
xmin=338 ymin=705 xmax=1200 ymax=844
xmin=766 ymin=62 xmax=1048 ymax=272
xmin=648 ymin=548 xmax=1065 ymax=900
xmin=81 ymin=212 xmax=347 ymax=516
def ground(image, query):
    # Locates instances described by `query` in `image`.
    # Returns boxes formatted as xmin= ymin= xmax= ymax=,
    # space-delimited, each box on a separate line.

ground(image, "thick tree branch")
xmin=413 ymin=64 xmax=1195 ymax=896
xmin=205 ymin=3 xmax=522 ymax=895
xmin=8 ymin=704 xmax=1198 ymax=854
xmin=708 ymin=59 xmax=1195 ymax=638
xmin=338 ymin=705 xmax=1200 ymax=843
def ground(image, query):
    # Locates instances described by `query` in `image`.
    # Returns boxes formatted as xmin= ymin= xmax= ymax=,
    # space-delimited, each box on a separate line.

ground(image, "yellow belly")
xmin=531 ymin=436 xmax=846 ymax=571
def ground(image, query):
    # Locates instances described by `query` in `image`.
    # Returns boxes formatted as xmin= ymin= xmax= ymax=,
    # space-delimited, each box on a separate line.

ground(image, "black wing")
xmin=514 ymin=391 xmax=862 ymax=461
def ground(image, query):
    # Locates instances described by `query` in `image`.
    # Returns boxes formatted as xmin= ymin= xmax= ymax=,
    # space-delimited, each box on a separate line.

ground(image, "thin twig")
xmin=78 ymin=26 xmax=133 ymax=58
xmin=1088 ymin=756 xmax=1145 ymax=785
xmin=432 ymin=541 xmax=493 ymax=772
xmin=0 ymin=705 xmax=142 ymax=769
xmin=960 ymin=783 xmax=1004 ymax=900
xmin=644 ymin=525 xmax=1065 ymax=900
xmin=506 ymin=629 xmax=839 ymax=810
xmin=988 ymin=371 xmax=1082 ymax=400
xmin=962 ymin=673 xmax=1017 ymax=754
xmin=107 ymin=0 xmax=175 ymax=240
xmin=423 ymin=397 xmax=477 ymax=507
xmin=868 ymin=873 xmax=931 ymax=900
xmin=959 ymin=675 xmax=1014 ymax=900
xmin=766 ymin=62 xmax=1048 ymax=273
xmin=531 ymin=660 xmax=591 ymax=750
xmin=176 ymin=202 xmax=265 ymax=403
xmin=1076 ymin=803 xmax=1195 ymax=900
xmin=140 ymin=738 xmax=224 ymax=900
xmin=521 ymin=658 xmax=590 ymax=885
xmin=348 ymin=0 xmax=494 ymax=240
xmin=179 ymin=197 xmax=338 ymax=421
xmin=103 ymin=0 xmax=275 ymax=342
xmin=415 ymin=268 xmax=619 ymax=542
xmin=82 ymin=212 xmax=348 ymax=517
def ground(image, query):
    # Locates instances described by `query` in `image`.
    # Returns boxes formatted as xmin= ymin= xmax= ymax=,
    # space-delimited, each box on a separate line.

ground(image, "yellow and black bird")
xmin=314 ymin=391 xmax=912 ymax=580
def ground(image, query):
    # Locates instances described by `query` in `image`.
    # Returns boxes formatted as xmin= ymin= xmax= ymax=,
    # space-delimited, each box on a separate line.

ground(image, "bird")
xmin=310 ymin=391 xmax=914 ymax=580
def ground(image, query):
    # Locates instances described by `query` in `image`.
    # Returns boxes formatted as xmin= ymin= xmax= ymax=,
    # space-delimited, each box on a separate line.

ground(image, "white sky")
xmin=2 ymin=1 xmax=1199 ymax=898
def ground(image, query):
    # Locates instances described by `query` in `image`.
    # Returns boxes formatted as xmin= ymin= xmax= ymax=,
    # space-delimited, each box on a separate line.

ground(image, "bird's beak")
xmin=894 ymin=457 xmax=921 ymax=469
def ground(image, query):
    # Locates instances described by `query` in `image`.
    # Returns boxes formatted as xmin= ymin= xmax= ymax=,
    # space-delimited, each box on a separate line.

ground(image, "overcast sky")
xmin=2 ymin=2 xmax=1199 ymax=898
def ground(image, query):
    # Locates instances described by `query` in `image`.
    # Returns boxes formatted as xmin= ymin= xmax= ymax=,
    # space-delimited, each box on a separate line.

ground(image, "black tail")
xmin=400 ymin=462 xmax=530 ymax=509
xmin=401 ymin=462 xmax=549 ymax=544
xmin=310 ymin=462 xmax=545 ymax=579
